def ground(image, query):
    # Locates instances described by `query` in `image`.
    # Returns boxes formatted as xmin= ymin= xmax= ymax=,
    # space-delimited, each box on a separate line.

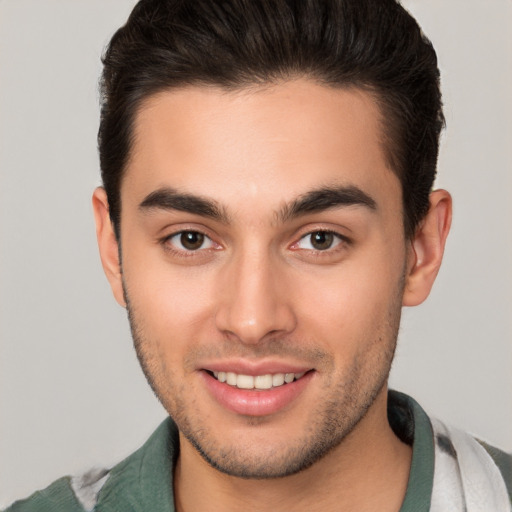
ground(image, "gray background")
xmin=1 ymin=0 xmax=511 ymax=506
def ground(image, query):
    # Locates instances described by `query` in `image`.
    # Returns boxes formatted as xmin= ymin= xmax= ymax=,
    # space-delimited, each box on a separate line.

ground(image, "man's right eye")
xmin=166 ymin=231 xmax=215 ymax=252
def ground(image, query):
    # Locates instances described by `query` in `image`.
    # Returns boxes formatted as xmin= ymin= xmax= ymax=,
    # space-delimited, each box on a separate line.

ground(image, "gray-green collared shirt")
xmin=4 ymin=391 xmax=511 ymax=511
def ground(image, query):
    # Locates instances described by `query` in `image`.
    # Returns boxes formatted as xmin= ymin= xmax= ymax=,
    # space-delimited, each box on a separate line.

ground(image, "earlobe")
xmin=402 ymin=189 xmax=452 ymax=307
xmin=92 ymin=187 xmax=126 ymax=307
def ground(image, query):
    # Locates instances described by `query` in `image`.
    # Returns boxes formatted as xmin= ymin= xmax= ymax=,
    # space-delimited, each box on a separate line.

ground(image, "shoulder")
xmin=430 ymin=417 xmax=512 ymax=509
xmin=3 ymin=418 xmax=178 ymax=512
xmin=389 ymin=391 xmax=512 ymax=510
xmin=479 ymin=440 xmax=512 ymax=499
xmin=2 ymin=476 xmax=89 ymax=512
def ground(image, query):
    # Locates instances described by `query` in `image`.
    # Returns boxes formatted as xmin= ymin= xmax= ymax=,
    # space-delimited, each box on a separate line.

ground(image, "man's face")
xmin=118 ymin=80 xmax=409 ymax=478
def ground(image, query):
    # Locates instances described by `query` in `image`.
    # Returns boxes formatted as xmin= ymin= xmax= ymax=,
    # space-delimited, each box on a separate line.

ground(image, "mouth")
xmin=207 ymin=370 xmax=307 ymax=390
xmin=201 ymin=364 xmax=315 ymax=416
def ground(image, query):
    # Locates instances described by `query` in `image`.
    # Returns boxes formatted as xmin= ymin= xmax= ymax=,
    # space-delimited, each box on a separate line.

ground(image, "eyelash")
xmin=291 ymin=229 xmax=350 ymax=253
xmin=161 ymin=229 xmax=219 ymax=256
xmin=160 ymin=227 xmax=350 ymax=257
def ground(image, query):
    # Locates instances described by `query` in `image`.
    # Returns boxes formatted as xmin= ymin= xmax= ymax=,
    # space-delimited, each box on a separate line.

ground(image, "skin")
xmin=93 ymin=80 xmax=451 ymax=511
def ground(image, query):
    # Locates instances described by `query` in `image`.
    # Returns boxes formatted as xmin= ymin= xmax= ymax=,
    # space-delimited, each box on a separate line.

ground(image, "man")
xmin=4 ymin=0 xmax=511 ymax=511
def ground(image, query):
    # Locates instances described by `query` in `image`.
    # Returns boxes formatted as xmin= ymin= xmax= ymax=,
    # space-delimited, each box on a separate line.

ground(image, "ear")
xmin=402 ymin=189 xmax=452 ymax=307
xmin=92 ymin=187 xmax=126 ymax=307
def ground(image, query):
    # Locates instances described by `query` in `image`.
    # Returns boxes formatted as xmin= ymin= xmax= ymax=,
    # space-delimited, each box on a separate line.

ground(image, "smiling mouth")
xmin=207 ymin=371 xmax=308 ymax=390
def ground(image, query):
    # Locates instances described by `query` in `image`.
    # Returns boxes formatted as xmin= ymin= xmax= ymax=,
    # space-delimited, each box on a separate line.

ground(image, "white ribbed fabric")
xmin=70 ymin=468 xmax=110 ymax=512
xmin=431 ymin=418 xmax=511 ymax=512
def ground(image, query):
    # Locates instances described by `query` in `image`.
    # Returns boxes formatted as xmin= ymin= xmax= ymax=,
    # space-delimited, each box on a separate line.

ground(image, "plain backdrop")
xmin=1 ymin=0 xmax=511 ymax=506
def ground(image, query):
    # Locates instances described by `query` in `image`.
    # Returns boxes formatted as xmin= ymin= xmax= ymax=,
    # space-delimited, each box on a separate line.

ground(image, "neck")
xmin=174 ymin=387 xmax=412 ymax=512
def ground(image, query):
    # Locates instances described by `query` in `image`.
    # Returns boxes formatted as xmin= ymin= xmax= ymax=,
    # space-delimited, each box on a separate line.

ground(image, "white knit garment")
xmin=430 ymin=418 xmax=511 ymax=512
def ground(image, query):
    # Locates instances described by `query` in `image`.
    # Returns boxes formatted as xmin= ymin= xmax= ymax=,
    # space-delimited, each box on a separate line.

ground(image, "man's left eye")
xmin=167 ymin=231 xmax=214 ymax=251
xmin=296 ymin=231 xmax=343 ymax=251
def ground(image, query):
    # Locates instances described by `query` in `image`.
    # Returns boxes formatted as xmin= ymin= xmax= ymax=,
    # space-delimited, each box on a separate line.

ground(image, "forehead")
xmin=123 ymin=80 xmax=401 ymax=218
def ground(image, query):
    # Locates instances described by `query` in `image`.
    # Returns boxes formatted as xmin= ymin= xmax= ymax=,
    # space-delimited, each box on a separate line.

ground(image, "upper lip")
xmin=198 ymin=359 xmax=313 ymax=376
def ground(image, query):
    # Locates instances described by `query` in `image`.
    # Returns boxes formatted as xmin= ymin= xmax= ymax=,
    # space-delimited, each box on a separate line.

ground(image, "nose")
xmin=215 ymin=248 xmax=296 ymax=345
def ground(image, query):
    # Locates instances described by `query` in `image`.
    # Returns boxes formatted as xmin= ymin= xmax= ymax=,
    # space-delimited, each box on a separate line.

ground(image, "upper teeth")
xmin=212 ymin=371 xmax=305 ymax=390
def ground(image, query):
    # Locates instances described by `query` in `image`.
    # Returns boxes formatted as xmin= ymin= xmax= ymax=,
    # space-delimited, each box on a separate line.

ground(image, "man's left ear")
xmin=402 ymin=189 xmax=452 ymax=307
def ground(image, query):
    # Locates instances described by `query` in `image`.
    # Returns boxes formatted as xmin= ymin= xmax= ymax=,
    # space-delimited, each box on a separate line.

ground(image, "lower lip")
xmin=201 ymin=371 xmax=314 ymax=416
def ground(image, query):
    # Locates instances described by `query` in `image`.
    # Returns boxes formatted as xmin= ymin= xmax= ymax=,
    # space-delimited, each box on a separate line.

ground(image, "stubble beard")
xmin=124 ymin=282 xmax=403 ymax=480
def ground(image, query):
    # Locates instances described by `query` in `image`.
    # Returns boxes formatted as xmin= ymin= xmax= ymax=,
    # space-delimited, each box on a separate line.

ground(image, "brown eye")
xmin=180 ymin=231 xmax=204 ymax=250
xmin=310 ymin=232 xmax=334 ymax=250
xmin=167 ymin=231 xmax=213 ymax=252
xmin=296 ymin=231 xmax=342 ymax=251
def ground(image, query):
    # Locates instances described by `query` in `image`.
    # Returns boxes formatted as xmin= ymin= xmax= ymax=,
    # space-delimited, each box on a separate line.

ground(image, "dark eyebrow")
xmin=278 ymin=185 xmax=377 ymax=222
xmin=139 ymin=187 xmax=229 ymax=223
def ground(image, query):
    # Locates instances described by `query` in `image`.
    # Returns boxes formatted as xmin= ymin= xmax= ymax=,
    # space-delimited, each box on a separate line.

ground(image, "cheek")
xmin=292 ymin=249 xmax=405 ymax=349
xmin=123 ymin=260 xmax=218 ymax=347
